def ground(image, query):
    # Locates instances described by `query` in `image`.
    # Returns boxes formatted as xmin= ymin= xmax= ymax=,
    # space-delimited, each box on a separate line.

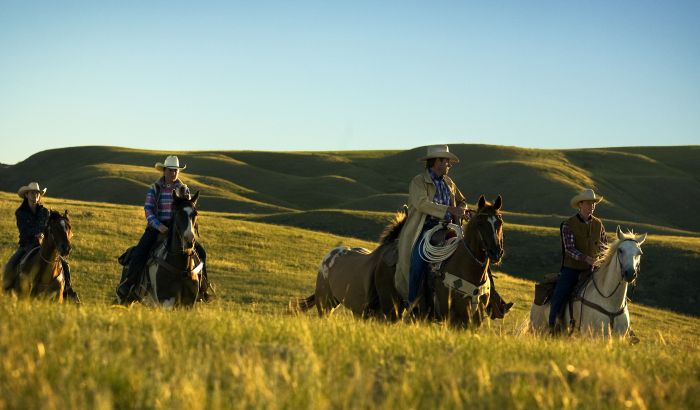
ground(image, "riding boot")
xmin=116 ymin=270 xmax=134 ymax=303
xmin=60 ymin=259 xmax=80 ymax=303
xmin=199 ymin=264 xmax=213 ymax=302
xmin=487 ymin=269 xmax=513 ymax=319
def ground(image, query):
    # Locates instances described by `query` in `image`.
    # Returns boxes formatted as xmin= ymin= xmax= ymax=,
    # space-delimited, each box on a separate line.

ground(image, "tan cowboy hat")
xmin=570 ymin=188 xmax=603 ymax=209
xmin=418 ymin=144 xmax=460 ymax=163
xmin=17 ymin=182 xmax=47 ymax=198
xmin=155 ymin=155 xmax=186 ymax=171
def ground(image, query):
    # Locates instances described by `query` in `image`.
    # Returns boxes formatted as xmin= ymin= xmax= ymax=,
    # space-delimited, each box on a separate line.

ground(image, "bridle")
xmin=159 ymin=202 xmax=202 ymax=276
xmin=571 ymin=239 xmax=640 ymax=333
xmin=39 ymin=216 xmax=71 ymax=264
xmin=433 ymin=210 xmax=503 ymax=317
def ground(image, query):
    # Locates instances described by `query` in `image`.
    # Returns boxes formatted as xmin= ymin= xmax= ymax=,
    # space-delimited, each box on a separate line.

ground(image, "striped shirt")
xmin=144 ymin=177 xmax=190 ymax=229
xmin=561 ymin=214 xmax=608 ymax=261
xmin=429 ymin=169 xmax=454 ymax=221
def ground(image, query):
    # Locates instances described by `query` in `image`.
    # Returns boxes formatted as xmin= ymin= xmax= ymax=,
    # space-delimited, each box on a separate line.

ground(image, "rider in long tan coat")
xmin=395 ymin=145 xmax=467 ymax=303
xmin=395 ymin=145 xmax=512 ymax=317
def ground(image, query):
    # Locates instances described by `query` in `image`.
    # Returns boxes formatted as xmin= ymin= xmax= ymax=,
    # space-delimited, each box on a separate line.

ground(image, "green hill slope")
xmin=1 ymin=144 xmax=699 ymax=314
xmin=1 ymin=145 xmax=699 ymax=232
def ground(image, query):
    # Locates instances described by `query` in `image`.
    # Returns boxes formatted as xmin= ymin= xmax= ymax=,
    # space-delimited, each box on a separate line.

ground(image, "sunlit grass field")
xmin=0 ymin=191 xmax=699 ymax=409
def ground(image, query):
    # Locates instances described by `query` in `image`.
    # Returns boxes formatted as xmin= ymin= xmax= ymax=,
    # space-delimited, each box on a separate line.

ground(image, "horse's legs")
xmin=3 ymin=248 xmax=26 ymax=292
xmin=374 ymin=264 xmax=403 ymax=321
xmin=313 ymin=271 xmax=338 ymax=317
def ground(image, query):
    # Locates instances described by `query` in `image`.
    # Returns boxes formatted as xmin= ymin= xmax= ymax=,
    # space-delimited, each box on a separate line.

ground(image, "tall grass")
xmin=0 ymin=299 xmax=698 ymax=409
xmin=0 ymin=192 xmax=698 ymax=408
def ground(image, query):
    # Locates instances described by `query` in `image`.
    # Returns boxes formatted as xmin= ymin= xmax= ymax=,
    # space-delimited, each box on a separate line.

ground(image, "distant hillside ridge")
xmin=0 ymin=144 xmax=698 ymax=233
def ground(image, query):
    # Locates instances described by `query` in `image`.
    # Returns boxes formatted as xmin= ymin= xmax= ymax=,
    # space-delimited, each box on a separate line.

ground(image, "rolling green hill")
xmin=1 ymin=145 xmax=699 ymax=232
xmin=1 ymin=144 xmax=698 ymax=316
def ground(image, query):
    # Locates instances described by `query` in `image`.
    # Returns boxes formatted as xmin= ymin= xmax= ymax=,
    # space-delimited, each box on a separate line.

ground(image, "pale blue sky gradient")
xmin=1 ymin=1 xmax=698 ymax=164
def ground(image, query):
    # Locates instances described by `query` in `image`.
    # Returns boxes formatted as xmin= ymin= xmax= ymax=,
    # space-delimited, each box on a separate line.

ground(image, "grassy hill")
xmin=1 ymin=144 xmax=699 ymax=316
xmin=0 ymin=192 xmax=698 ymax=409
xmin=1 ymin=145 xmax=699 ymax=232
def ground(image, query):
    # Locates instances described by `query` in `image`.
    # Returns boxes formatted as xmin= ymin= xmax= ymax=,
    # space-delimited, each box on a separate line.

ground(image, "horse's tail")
xmin=288 ymin=294 xmax=316 ymax=313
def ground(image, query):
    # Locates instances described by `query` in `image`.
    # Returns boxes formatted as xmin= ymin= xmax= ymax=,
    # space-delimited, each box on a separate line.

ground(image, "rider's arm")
xmin=453 ymin=185 xmax=467 ymax=210
xmin=561 ymin=221 xmax=587 ymax=262
xmin=144 ymin=185 xmax=161 ymax=229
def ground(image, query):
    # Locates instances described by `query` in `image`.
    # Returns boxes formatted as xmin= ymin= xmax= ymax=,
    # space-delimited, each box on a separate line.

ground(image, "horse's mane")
xmin=596 ymin=229 xmax=638 ymax=269
xmin=378 ymin=206 xmax=408 ymax=245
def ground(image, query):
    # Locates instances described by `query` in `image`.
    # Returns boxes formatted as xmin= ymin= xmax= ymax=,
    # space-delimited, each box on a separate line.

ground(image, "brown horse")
xmin=291 ymin=195 xmax=505 ymax=328
xmin=16 ymin=210 xmax=73 ymax=302
xmin=126 ymin=189 xmax=203 ymax=307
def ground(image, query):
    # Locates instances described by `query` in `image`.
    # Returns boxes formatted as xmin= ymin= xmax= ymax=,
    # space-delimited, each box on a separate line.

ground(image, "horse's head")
xmin=171 ymin=189 xmax=200 ymax=253
xmin=614 ymin=226 xmax=646 ymax=283
xmin=46 ymin=209 xmax=73 ymax=257
xmin=469 ymin=195 xmax=504 ymax=263
xmin=433 ymin=195 xmax=504 ymax=328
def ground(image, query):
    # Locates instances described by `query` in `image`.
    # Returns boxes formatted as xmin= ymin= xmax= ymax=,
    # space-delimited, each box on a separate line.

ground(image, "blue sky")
xmin=1 ymin=1 xmax=698 ymax=164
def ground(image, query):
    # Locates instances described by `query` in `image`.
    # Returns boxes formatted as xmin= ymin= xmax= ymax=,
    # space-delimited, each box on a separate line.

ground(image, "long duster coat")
xmin=394 ymin=170 xmax=466 ymax=300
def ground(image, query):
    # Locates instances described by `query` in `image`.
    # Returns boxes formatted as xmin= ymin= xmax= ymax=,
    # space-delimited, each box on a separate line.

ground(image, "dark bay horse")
xmin=291 ymin=195 xmax=505 ymax=328
xmin=16 ymin=210 xmax=73 ymax=302
xmin=127 ymin=189 xmax=203 ymax=308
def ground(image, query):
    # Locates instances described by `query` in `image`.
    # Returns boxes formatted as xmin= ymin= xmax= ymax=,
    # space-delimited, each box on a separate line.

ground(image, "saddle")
xmin=18 ymin=247 xmax=42 ymax=273
xmin=533 ymin=270 xmax=593 ymax=306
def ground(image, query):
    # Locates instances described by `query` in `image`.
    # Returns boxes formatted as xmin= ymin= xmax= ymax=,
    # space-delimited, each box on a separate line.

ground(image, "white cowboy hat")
xmin=570 ymin=188 xmax=603 ymax=209
xmin=418 ymin=145 xmax=460 ymax=163
xmin=17 ymin=182 xmax=47 ymax=198
xmin=155 ymin=155 xmax=186 ymax=171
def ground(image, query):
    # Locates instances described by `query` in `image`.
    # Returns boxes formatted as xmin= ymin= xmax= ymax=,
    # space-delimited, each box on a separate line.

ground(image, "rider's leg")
xmin=60 ymin=258 xmax=80 ymax=302
xmin=3 ymin=247 xmax=27 ymax=292
xmin=193 ymin=242 xmax=210 ymax=301
xmin=118 ymin=227 xmax=159 ymax=298
xmin=548 ymin=267 xmax=581 ymax=328
xmin=487 ymin=267 xmax=513 ymax=319
xmin=407 ymin=235 xmax=428 ymax=305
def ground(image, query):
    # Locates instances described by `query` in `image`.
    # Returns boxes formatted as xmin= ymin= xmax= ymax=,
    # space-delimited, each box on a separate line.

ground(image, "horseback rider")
xmin=395 ymin=145 xmax=512 ymax=318
xmin=2 ymin=182 xmax=80 ymax=301
xmin=115 ymin=155 xmax=210 ymax=302
xmin=549 ymin=188 xmax=608 ymax=333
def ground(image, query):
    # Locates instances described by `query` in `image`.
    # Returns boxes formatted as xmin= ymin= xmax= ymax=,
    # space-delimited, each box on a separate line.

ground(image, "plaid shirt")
xmin=144 ymin=177 xmax=190 ymax=229
xmin=561 ymin=214 xmax=608 ymax=261
xmin=428 ymin=169 xmax=453 ymax=221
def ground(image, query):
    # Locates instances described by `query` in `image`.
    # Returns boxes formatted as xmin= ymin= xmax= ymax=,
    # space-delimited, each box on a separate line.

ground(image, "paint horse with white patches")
xmin=127 ymin=189 xmax=204 ymax=308
xmin=15 ymin=210 xmax=73 ymax=302
xmin=291 ymin=195 xmax=505 ymax=328
xmin=529 ymin=227 xmax=646 ymax=336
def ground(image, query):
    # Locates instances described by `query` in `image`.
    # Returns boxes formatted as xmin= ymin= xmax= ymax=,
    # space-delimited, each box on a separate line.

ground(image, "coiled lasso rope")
xmin=420 ymin=223 xmax=463 ymax=264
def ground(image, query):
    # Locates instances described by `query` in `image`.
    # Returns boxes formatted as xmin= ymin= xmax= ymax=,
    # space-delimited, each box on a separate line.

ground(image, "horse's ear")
xmin=493 ymin=195 xmax=502 ymax=211
xmin=477 ymin=195 xmax=486 ymax=210
xmin=616 ymin=225 xmax=624 ymax=240
xmin=636 ymin=232 xmax=647 ymax=245
xmin=191 ymin=191 xmax=200 ymax=206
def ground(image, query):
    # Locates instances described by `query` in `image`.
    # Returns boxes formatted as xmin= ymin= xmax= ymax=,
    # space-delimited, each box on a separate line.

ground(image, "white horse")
xmin=530 ymin=227 xmax=646 ymax=336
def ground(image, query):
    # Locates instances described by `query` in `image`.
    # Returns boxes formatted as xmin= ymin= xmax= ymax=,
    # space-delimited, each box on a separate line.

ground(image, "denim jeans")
xmin=125 ymin=227 xmax=161 ymax=284
xmin=548 ymin=266 xmax=585 ymax=325
xmin=408 ymin=219 xmax=439 ymax=303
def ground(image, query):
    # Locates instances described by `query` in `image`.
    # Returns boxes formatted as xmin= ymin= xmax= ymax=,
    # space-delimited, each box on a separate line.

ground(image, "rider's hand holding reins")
xmin=158 ymin=225 xmax=169 ymax=234
xmin=448 ymin=206 xmax=466 ymax=219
